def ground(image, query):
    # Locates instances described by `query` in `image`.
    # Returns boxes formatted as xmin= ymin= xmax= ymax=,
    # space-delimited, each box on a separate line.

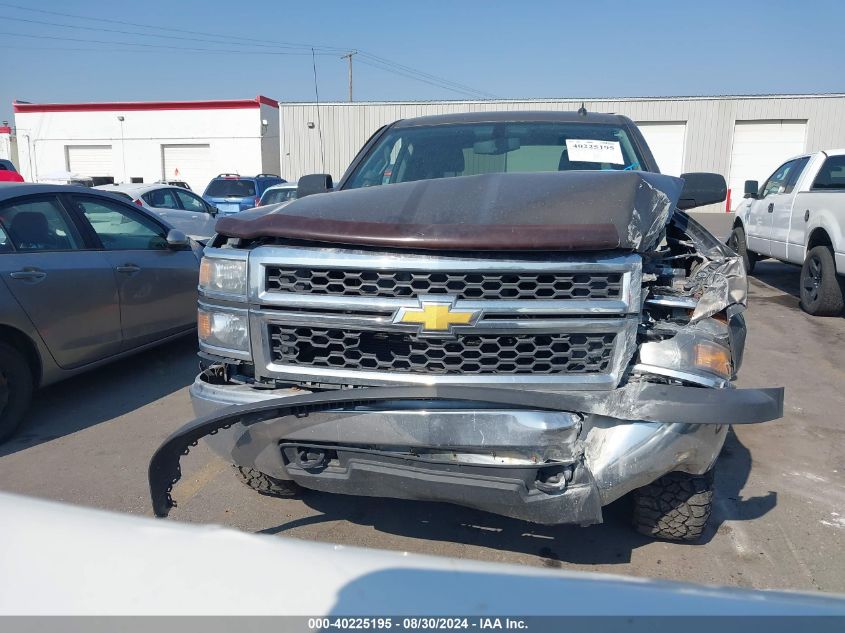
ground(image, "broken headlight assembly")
xmin=638 ymin=332 xmax=733 ymax=385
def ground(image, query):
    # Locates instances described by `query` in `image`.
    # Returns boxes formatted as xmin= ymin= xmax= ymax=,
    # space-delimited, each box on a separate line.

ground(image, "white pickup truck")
xmin=731 ymin=149 xmax=845 ymax=316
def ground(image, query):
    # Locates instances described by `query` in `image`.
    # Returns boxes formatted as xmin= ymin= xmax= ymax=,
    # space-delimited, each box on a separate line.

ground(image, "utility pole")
xmin=341 ymin=51 xmax=357 ymax=102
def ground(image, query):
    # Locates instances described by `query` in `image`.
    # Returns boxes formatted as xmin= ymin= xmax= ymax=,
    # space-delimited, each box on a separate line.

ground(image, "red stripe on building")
xmin=13 ymin=95 xmax=279 ymax=114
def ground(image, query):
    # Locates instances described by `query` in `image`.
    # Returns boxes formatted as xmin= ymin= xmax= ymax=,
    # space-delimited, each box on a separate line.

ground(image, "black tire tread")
xmin=632 ymin=471 xmax=714 ymax=541
xmin=800 ymin=245 xmax=845 ymax=316
xmin=729 ymin=225 xmax=756 ymax=274
xmin=0 ymin=341 xmax=33 ymax=443
xmin=235 ymin=465 xmax=299 ymax=498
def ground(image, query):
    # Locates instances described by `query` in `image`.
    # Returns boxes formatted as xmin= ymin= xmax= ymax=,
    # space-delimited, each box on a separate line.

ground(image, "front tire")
xmin=0 ymin=342 xmax=33 ymax=443
xmin=235 ymin=465 xmax=300 ymax=498
xmin=632 ymin=471 xmax=714 ymax=542
xmin=728 ymin=226 xmax=757 ymax=274
xmin=800 ymin=245 xmax=845 ymax=316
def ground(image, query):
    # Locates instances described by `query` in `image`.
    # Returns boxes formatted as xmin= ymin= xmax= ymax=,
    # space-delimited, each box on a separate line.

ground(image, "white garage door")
xmin=728 ymin=120 xmax=807 ymax=209
xmin=161 ymin=144 xmax=213 ymax=192
xmin=637 ymin=122 xmax=687 ymax=176
xmin=66 ymin=145 xmax=113 ymax=177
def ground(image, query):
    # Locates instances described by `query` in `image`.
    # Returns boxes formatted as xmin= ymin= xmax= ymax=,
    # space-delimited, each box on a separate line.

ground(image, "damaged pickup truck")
xmin=150 ymin=111 xmax=784 ymax=541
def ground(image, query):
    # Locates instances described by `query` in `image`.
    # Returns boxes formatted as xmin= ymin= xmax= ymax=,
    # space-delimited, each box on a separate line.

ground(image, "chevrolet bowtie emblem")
xmin=393 ymin=297 xmax=479 ymax=335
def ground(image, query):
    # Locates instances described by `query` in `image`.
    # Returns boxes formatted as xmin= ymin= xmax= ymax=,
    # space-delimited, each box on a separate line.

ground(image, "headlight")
xmin=639 ymin=335 xmax=732 ymax=380
xmin=198 ymin=306 xmax=250 ymax=356
xmin=199 ymin=257 xmax=247 ymax=297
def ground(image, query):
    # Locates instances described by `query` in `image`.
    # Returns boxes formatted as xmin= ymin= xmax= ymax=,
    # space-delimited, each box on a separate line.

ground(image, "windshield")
xmin=261 ymin=187 xmax=298 ymax=205
xmin=345 ymin=122 xmax=644 ymax=189
xmin=204 ymin=179 xmax=256 ymax=197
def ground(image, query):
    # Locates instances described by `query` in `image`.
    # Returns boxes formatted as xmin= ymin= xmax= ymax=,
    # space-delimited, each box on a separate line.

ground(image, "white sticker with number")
xmin=565 ymin=139 xmax=625 ymax=165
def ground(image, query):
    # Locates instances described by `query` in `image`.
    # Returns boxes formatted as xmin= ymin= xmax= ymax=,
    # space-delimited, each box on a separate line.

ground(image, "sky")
xmin=2 ymin=0 xmax=844 ymax=123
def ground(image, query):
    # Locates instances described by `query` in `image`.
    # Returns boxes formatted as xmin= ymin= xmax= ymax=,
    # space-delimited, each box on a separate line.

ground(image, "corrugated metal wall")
xmin=279 ymin=94 xmax=845 ymax=185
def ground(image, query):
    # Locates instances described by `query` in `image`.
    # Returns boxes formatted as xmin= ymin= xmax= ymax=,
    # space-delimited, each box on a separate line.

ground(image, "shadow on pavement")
xmin=749 ymin=260 xmax=802 ymax=304
xmin=261 ymin=490 xmax=649 ymax=565
xmin=0 ymin=334 xmax=198 ymax=457
xmin=707 ymin=427 xmax=777 ymax=541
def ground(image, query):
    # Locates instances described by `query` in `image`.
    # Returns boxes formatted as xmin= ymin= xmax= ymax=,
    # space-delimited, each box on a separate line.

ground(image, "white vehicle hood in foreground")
xmin=0 ymin=492 xmax=843 ymax=616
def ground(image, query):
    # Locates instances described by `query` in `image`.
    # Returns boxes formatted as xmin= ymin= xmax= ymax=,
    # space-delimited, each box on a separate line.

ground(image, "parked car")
xmin=0 ymin=184 xmax=202 ymax=441
xmin=202 ymin=173 xmax=285 ymax=215
xmin=96 ymin=183 xmax=218 ymax=243
xmin=731 ymin=149 xmax=845 ymax=315
xmin=0 ymin=160 xmax=23 ymax=183
xmin=156 ymin=180 xmax=192 ymax=191
xmin=150 ymin=111 xmax=784 ymax=542
xmin=257 ymin=182 xmax=298 ymax=206
xmin=37 ymin=171 xmax=94 ymax=187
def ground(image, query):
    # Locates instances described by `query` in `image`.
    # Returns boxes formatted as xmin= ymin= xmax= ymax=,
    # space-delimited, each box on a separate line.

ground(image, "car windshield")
xmin=261 ymin=188 xmax=298 ymax=205
xmin=204 ymin=179 xmax=256 ymax=197
xmin=344 ymin=122 xmax=644 ymax=189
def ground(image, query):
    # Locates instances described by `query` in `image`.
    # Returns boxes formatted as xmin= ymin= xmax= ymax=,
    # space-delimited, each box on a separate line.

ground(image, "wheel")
xmin=800 ymin=245 xmax=845 ymax=316
xmin=728 ymin=226 xmax=757 ymax=274
xmin=632 ymin=471 xmax=714 ymax=541
xmin=235 ymin=465 xmax=300 ymax=498
xmin=0 ymin=342 xmax=33 ymax=443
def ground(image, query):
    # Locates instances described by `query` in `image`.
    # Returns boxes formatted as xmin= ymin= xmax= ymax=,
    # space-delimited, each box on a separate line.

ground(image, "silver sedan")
xmin=0 ymin=183 xmax=201 ymax=442
xmin=96 ymin=183 xmax=218 ymax=243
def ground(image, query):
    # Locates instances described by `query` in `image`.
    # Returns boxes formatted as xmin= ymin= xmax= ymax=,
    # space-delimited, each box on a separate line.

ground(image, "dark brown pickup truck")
xmin=150 ymin=111 xmax=783 ymax=541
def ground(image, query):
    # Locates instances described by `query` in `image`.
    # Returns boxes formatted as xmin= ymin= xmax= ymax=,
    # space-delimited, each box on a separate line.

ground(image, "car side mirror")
xmin=743 ymin=180 xmax=759 ymax=199
xmin=208 ymin=205 xmax=218 ymax=216
xmin=165 ymin=229 xmax=190 ymax=249
xmin=677 ymin=172 xmax=727 ymax=210
xmin=297 ymin=173 xmax=333 ymax=198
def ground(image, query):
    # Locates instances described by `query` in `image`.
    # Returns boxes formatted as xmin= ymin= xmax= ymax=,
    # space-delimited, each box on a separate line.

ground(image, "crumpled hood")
xmin=215 ymin=171 xmax=684 ymax=252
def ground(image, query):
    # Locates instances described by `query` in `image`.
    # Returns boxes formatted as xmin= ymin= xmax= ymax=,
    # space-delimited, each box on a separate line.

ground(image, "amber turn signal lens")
xmin=198 ymin=258 xmax=212 ymax=288
xmin=197 ymin=310 xmax=212 ymax=340
xmin=693 ymin=342 xmax=731 ymax=378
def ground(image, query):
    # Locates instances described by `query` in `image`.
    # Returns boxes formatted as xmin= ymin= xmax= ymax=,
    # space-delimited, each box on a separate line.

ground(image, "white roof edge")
xmin=278 ymin=93 xmax=845 ymax=107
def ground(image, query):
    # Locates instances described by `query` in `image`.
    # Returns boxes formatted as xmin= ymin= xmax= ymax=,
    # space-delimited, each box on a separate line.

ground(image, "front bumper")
xmin=147 ymin=378 xmax=783 ymax=523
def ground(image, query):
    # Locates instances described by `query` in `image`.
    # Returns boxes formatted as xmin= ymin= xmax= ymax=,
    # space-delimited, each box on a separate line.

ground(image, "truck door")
xmin=770 ymin=156 xmax=810 ymax=261
xmin=748 ymin=159 xmax=802 ymax=256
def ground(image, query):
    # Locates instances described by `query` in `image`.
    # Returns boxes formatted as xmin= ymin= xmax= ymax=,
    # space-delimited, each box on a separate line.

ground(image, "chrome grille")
xmin=265 ymin=267 xmax=623 ymax=300
xmin=236 ymin=244 xmax=643 ymax=390
xmin=269 ymin=325 xmax=616 ymax=375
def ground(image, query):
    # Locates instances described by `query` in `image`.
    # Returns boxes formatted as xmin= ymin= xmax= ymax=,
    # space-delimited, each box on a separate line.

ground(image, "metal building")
xmin=279 ymin=94 xmax=845 ymax=209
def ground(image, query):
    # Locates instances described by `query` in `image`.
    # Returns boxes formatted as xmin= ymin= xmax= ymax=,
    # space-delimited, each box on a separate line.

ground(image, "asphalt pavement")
xmin=1 ymin=258 xmax=843 ymax=594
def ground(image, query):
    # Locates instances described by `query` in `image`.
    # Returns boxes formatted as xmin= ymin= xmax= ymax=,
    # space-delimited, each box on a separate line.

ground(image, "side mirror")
xmin=297 ymin=173 xmax=333 ymax=198
xmin=743 ymin=180 xmax=759 ymax=199
xmin=208 ymin=204 xmax=218 ymax=216
xmin=677 ymin=172 xmax=727 ymax=210
xmin=165 ymin=229 xmax=190 ymax=249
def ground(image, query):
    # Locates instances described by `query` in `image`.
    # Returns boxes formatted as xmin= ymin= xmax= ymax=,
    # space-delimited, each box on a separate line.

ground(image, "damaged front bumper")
xmin=148 ymin=381 xmax=783 ymax=524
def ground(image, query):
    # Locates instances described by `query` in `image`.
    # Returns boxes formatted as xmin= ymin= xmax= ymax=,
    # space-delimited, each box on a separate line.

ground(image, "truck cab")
xmin=732 ymin=149 xmax=845 ymax=315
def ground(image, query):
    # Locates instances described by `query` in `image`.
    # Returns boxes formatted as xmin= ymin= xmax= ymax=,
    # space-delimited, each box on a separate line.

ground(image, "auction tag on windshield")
xmin=565 ymin=139 xmax=625 ymax=165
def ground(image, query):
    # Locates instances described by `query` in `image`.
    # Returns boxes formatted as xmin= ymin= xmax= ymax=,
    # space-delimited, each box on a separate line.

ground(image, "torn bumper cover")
xmin=149 ymin=384 xmax=783 ymax=522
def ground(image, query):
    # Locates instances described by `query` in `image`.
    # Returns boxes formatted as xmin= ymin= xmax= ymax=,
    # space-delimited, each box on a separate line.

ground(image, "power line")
xmin=1 ymin=14 xmax=341 ymax=53
xmin=357 ymin=58 xmax=489 ymax=99
xmin=0 ymin=2 xmax=345 ymax=52
xmin=0 ymin=31 xmax=336 ymax=56
xmin=358 ymin=52 xmax=497 ymax=98
xmin=0 ymin=2 xmax=495 ymax=99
